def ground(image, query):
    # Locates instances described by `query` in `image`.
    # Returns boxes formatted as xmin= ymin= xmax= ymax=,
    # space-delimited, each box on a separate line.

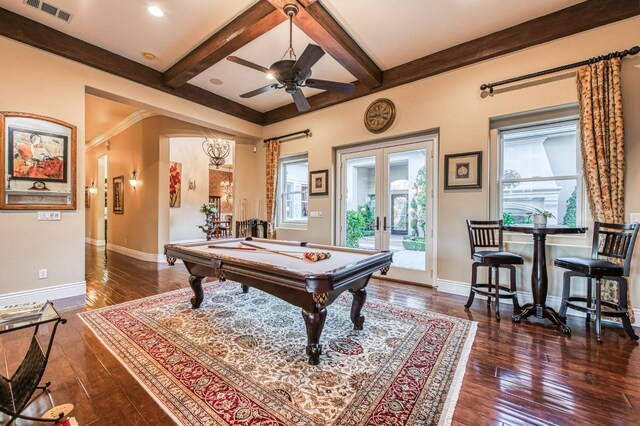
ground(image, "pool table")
xmin=164 ymin=237 xmax=392 ymax=365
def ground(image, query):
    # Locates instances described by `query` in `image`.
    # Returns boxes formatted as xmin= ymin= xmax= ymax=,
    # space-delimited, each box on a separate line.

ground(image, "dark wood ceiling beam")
xmin=0 ymin=7 xmax=262 ymax=124
xmin=263 ymin=0 xmax=640 ymax=125
xmin=267 ymin=0 xmax=382 ymax=89
xmin=163 ymin=1 xmax=286 ymax=88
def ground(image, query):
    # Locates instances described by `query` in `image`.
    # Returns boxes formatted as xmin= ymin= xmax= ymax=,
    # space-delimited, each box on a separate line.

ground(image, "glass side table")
xmin=0 ymin=301 xmax=67 ymax=425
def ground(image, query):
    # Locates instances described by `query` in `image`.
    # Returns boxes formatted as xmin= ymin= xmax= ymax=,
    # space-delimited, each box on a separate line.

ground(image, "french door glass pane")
xmin=345 ymin=156 xmax=376 ymax=249
xmin=502 ymin=179 xmax=578 ymax=226
xmin=388 ymin=149 xmax=426 ymax=271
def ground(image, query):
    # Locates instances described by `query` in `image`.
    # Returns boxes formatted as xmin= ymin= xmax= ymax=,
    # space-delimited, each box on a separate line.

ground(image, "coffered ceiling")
xmin=1 ymin=0 xmax=638 ymax=125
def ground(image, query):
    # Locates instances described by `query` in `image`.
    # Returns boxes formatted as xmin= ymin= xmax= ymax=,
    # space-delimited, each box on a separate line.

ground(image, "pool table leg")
xmin=302 ymin=307 xmax=327 ymax=366
xmin=188 ymin=275 xmax=204 ymax=308
xmin=349 ymin=288 xmax=367 ymax=330
xmin=241 ymin=284 xmax=249 ymax=293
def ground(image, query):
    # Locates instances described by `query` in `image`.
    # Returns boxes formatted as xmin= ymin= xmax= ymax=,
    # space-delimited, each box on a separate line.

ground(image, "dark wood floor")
xmin=2 ymin=245 xmax=640 ymax=425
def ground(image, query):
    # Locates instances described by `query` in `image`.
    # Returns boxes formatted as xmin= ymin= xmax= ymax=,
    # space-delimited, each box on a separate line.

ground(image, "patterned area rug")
xmin=79 ymin=281 xmax=476 ymax=425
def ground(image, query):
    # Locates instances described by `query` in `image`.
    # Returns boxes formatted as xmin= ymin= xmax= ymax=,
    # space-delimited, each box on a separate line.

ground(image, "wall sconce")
xmin=129 ymin=171 xmax=139 ymax=190
xmin=188 ymin=179 xmax=196 ymax=191
xmin=88 ymin=180 xmax=97 ymax=195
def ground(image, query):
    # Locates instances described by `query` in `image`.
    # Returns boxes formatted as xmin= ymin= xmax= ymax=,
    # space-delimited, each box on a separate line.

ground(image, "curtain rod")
xmin=480 ymin=45 xmax=640 ymax=94
xmin=263 ymin=129 xmax=311 ymax=143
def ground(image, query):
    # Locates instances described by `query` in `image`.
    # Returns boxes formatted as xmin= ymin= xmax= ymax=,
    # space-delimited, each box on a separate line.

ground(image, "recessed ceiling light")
xmin=209 ymin=78 xmax=223 ymax=85
xmin=143 ymin=52 xmax=156 ymax=60
xmin=148 ymin=6 xmax=164 ymax=17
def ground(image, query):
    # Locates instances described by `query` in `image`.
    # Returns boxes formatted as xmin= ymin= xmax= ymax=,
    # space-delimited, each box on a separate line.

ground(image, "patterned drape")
xmin=265 ymin=140 xmax=280 ymax=239
xmin=576 ymin=57 xmax=632 ymax=321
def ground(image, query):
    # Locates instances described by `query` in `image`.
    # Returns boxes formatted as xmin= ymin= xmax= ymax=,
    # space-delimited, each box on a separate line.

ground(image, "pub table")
xmin=503 ymin=224 xmax=587 ymax=333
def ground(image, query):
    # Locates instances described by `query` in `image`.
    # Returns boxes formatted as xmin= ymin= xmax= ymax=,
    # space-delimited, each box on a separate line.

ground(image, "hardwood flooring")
xmin=2 ymin=245 xmax=639 ymax=425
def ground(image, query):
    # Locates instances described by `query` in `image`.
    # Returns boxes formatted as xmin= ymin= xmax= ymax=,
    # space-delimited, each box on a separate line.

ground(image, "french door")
xmin=337 ymin=137 xmax=435 ymax=285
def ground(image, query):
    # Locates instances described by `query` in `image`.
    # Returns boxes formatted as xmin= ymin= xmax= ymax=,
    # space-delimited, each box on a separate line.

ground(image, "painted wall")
xmin=0 ymin=34 xmax=260 ymax=300
xmin=257 ymin=17 xmax=640 ymax=306
xmin=169 ymin=137 xmax=210 ymax=243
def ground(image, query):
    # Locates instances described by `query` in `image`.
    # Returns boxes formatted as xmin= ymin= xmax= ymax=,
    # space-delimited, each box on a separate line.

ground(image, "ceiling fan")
xmin=227 ymin=4 xmax=355 ymax=112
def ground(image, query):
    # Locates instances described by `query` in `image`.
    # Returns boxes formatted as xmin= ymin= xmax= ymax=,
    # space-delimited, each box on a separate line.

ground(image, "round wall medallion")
xmin=364 ymin=98 xmax=396 ymax=133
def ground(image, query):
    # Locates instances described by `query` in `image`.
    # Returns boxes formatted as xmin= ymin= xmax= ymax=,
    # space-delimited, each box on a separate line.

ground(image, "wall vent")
xmin=40 ymin=2 xmax=57 ymax=16
xmin=23 ymin=0 xmax=72 ymax=23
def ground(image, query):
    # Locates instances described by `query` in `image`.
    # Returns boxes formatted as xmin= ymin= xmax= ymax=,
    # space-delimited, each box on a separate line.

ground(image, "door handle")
xmin=376 ymin=216 xmax=380 ymax=231
xmin=383 ymin=216 xmax=387 ymax=231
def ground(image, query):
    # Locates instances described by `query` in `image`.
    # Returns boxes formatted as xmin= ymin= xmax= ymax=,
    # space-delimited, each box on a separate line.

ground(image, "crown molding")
xmin=86 ymin=110 xmax=155 ymax=151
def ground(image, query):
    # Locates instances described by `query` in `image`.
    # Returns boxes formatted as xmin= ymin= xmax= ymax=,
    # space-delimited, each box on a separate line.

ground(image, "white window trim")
xmin=277 ymin=154 xmax=308 ymax=230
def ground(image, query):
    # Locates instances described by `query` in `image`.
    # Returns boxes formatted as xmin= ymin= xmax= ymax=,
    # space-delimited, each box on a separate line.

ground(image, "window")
xmin=279 ymin=155 xmax=308 ymax=225
xmin=498 ymin=119 xmax=582 ymax=227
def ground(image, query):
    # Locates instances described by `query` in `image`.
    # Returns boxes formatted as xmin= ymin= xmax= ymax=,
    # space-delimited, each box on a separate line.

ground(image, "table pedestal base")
xmin=513 ymin=302 xmax=572 ymax=334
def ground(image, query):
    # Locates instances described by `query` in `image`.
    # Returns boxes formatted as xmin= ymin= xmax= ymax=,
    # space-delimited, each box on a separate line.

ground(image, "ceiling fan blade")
xmin=306 ymin=79 xmax=355 ymax=93
xmin=293 ymin=44 xmax=325 ymax=75
xmin=240 ymin=84 xmax=278 ymax=98
xmin=291 ymin=89 xmax=310 ymax=112
xmin=227 ymin=56 xmax=270 ymax=74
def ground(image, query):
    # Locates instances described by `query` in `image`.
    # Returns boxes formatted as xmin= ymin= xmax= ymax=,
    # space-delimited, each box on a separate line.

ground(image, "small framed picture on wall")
xmin=309 ymin=169 xmax=329 ymax=196
xmin=444 ymin=151 xmax=482 ymax=190
xmin=113 ymin=175 xmax=124 ymax=214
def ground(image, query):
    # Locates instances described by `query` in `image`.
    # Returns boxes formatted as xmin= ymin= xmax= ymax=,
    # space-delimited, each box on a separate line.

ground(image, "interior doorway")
xmin=336 ymin=135 xmax=436 ymax=285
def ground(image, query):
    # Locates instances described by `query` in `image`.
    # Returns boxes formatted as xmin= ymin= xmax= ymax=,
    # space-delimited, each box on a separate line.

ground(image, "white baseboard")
xmin=85 ymin=237 xmax=106 ymax=246
xmin=106 ymin=243 xmax=165 ymax=263
xmin=436 ymin=279 xmax=640 ymax=324
xmin=0 ymin=281 xmax=86 ymax=305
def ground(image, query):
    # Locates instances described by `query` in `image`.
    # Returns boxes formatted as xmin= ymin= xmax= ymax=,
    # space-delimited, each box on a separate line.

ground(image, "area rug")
xmin=79 ymin=281 xmax=476 ymax=425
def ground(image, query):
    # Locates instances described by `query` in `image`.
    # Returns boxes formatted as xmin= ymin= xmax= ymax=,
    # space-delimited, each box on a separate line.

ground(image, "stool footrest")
xmin=472 ymin=284 xmax=517 ymax=299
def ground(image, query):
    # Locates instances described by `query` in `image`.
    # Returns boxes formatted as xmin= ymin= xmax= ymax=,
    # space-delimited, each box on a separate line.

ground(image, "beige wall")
xmin=258 ymin=17 xmax=640 ymax=305
xmin=0 ymin=35 xmax=260 ymax=298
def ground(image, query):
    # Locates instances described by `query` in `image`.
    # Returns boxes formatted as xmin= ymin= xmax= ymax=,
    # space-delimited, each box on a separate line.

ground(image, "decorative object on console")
xmin=227 ymin=5 xmax=354 ymax=112
xmin=169 ymin=161 xmax=181 ymax=207
xmin=29 ymin=180 xmax=49 ymax=190
xmin=202 ymin=137 xmax=231 ymax=169
xmin=309 ymin=169 xmax=329 ymax=196
xmin=198 ymin=202 xmax=219 ymax=240
xmin=0 ymin=112 xmax=77 ymax=210
xmin=364 ymin=98 xmax=396 ymax=133
xmin=112 ymin=175 xmax=124 ymax=214
xmin=444 ymin=151 xmax=482 ymax=190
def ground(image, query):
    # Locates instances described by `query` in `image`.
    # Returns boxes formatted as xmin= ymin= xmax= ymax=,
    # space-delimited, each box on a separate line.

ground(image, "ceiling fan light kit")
xmin=226 ymin=4 xmax=355 ymax=112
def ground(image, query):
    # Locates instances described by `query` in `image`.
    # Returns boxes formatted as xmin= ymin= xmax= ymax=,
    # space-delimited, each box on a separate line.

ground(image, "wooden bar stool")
xmin=465 ymin=220 xmax=523 ymax=321
xmin=555 ymin=222 xmax=639 ymax=343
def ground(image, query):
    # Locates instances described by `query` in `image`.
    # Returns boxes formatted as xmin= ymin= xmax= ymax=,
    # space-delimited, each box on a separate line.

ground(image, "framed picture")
xmin=169 ymin=161 xmax=182 ymax=208
xmin=0 ymin=112 xmax=77 ymax=210
xmin=113 ymin=175 xmax=124 ymax=214
xmin=309 ymin=169 xmax=329 ymax=196
xmin=85 ymin=187 xmax=90 ymax=208
xmin=444 ymin=151 xmax=482 ymax=190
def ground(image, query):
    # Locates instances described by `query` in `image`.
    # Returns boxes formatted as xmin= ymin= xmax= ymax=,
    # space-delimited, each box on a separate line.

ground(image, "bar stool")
xmin=465 ymin=220 xmax=523 ymax=321
xmin=555 ymin=222 xmax=639 ymax=343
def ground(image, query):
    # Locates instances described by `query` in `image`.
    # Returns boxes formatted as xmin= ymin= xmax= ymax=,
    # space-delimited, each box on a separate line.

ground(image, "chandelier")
xmin=202 ymin=137 xmax=231 ymax=169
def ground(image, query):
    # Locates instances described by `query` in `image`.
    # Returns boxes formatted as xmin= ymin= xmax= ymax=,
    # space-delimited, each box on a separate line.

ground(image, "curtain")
xmin=576 ymin=57 xmax=632 ymax=321
xmin=265 ymin=140 xmax=280 ymax=239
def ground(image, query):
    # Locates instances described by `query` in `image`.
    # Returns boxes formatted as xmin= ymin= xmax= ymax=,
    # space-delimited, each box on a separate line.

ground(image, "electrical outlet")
xmin=310 ymin=211 xmax=323 ymax=218
xmin=38 ymin=269 xmax=47 ymax=279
